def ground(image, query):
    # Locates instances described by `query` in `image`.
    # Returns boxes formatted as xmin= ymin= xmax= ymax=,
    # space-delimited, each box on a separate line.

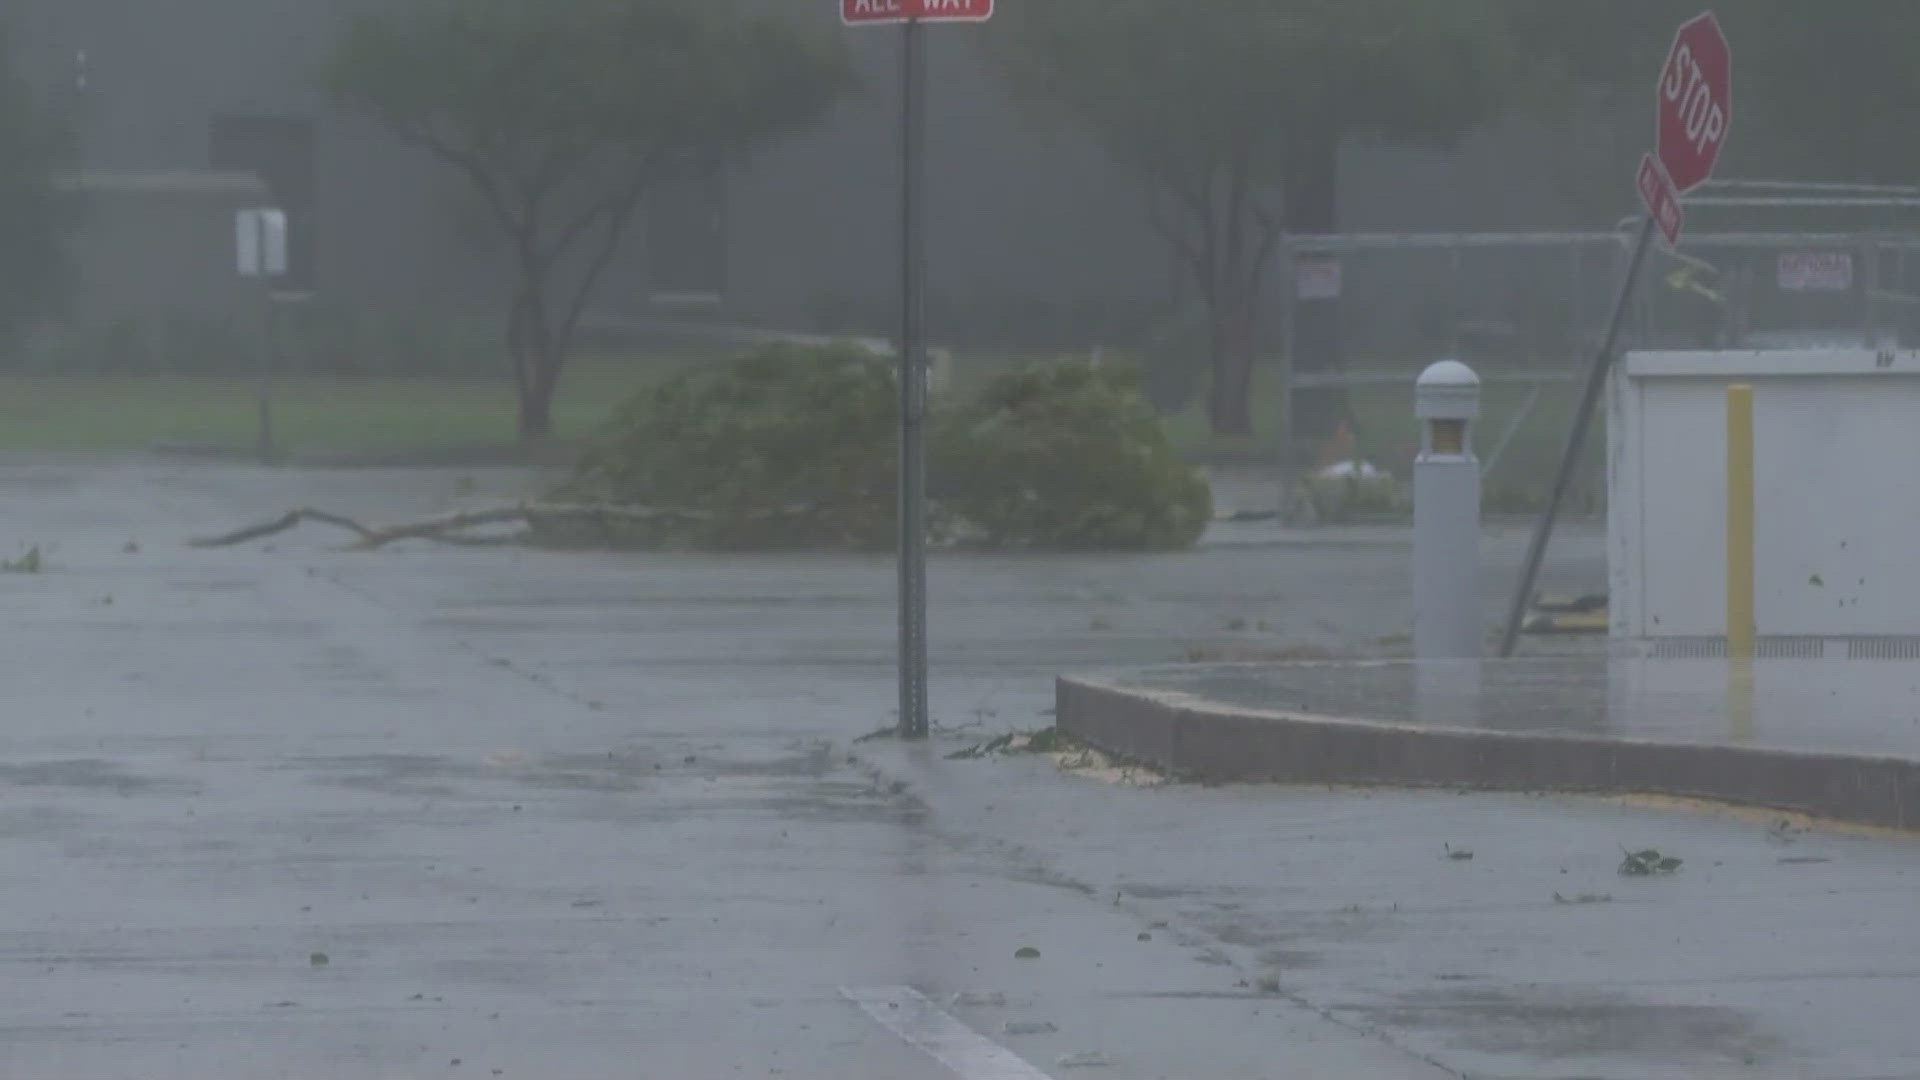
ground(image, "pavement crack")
xmin=306 ymin=567 xmax=608 ymax=716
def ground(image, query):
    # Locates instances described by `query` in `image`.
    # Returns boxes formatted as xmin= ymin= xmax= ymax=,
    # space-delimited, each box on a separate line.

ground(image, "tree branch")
xmin=505 ymin=287 xmax=536 ymax=393
xmin=188 ymin=508 xmax=375 ymax=548
xmin=1151 ymin=156 xmax=1223 ymax=304
xmin=186 ymin=503 xmax=807 ymax=551
xmin=1223 ymin=141 xmax=1250 ymax=295
xmin=518 ymin=137 xmax=597 ymax=214
xmin=378 ymin=115 xmax=524 ymax=240
xmin=1247 ymin=198 xmax=1284 ymax=295
xmin=535 ymin=151 xmax=663 ymax=271
xmin=556 ymin=195 xmax=642 ymax=361
xmin=1145 ymin=181 xmax=1209 ymax=288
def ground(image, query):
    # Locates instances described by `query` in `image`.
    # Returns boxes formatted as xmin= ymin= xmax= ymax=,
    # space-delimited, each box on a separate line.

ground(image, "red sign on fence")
xmin=1778 ymin=252 xmax=1855 ymax=293
xmin=842 ymin=0 xmax=993 ymax=24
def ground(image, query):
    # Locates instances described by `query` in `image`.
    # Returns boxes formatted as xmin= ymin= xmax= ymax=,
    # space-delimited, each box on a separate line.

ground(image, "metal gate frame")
xmin=1273 ymin=224 xmax=1920 ymax=510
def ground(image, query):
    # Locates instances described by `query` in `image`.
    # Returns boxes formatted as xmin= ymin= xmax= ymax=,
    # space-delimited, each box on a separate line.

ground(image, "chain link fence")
xmin=1276 ymin=228 xmax=1920 ymax=512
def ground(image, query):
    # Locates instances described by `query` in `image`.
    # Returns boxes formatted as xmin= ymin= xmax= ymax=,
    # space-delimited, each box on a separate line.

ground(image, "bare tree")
xmin=328 ymin=0 xmax=849 ymax=439
xmin=994 ymin=0 xmax=1508 ymax=436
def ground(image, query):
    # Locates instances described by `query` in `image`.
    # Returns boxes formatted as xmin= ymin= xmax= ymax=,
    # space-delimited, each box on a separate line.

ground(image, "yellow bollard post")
xmin=1726 ymin=384 xmax=1755 ymax=661
xmin=1728 ymin=657 xmax=1755 ymax=743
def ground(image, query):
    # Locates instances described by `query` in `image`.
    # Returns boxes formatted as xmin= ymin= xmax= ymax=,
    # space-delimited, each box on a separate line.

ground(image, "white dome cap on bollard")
xmin=1415 ymin=360 xmax=1481 ymax=421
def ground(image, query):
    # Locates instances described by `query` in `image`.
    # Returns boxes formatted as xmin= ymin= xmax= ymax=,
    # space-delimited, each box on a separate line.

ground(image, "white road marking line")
xmin=841 ymin=985 xmax=1056 ymax=1080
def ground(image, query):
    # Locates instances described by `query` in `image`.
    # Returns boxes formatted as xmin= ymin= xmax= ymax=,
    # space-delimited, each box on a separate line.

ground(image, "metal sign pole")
xmin=1497 ymin=215 xmax=1658 ymax=658
xmin=258 ymin=286 xmax=277 ymax=465
xmin=897 ymin=15 xmax=930 ymax=738
xmin=1276 ymin=236 xmax=1295 ymax=520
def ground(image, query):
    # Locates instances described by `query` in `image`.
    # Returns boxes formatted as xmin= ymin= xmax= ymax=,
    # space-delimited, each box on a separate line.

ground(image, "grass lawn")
xmin=0 ymin=355 xmax=697 ymax=458
xmin=0 ymin=346 xmax=1597 ymax=501
xmin=1156 ymin=359 xmax=1593 ymax=488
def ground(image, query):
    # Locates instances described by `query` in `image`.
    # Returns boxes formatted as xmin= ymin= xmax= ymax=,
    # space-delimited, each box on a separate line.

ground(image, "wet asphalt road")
xmin=3 ymin=459 xmax=1916 ymax=1078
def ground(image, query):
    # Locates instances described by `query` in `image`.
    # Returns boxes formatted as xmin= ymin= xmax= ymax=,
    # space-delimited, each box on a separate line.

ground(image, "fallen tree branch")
xmin=188 ymin=503 xmax=722 ymax=551
xmin=188 ymin=508 xmax=376 ymax=548
xmin=354 ymin=503 xmax=727 ymax=550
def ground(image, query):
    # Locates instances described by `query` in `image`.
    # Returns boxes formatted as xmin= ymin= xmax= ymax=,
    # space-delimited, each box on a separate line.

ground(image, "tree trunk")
xmin=508 ymin=276 xmax=561 ymax=443
xmin=518 ymin=353 xmax=560 ymax=440
xmin=1283 ymin=119 xmax=1350 ymax=449
xmin=1206 ymin=292 xmax=1256 ymax=436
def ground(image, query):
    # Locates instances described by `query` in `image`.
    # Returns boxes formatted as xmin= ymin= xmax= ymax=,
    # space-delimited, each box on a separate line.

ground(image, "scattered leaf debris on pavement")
xmin=944 ymin=728 xmax=1164 ymax=786
xmin=1003 ymin=1020 xmax=1057 ymax=1036
xmin=1056 ymin=1052 xmax=1111 ymax=1069
xmin=1 ymin=546 xmax=42 ymax=573
xmin=947 ymin=727 xmax=1074 ymax=760
xmin=1618 ymin=848 xmax=1683 ymax=876
xmin=1553 ymin=892 xmax=1614 ymax=904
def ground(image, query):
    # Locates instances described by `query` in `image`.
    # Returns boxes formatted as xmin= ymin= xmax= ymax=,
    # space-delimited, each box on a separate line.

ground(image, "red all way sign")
xmin=843 ymin=0 xmax=993 ymax=23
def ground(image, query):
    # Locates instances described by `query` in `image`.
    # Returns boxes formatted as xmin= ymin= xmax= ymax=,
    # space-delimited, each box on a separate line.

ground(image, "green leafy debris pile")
xmin=936 ymin=358 xmax=1212 ymax=550
xmin=563 ymin=346 xmax=1210 ymax=551
xmin=1618 ymin=848 xmax=1683 ymax=876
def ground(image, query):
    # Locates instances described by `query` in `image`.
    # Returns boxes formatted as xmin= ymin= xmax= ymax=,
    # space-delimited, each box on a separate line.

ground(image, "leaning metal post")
xmin=1497 ymin=216 xmax=1659 ymax=658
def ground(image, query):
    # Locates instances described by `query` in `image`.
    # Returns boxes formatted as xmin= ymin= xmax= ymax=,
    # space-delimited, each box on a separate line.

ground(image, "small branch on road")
xmin=188 ymin=508 xmax=376 ymax=548
xmin=188 ymin=503 xmax=717 ymax=551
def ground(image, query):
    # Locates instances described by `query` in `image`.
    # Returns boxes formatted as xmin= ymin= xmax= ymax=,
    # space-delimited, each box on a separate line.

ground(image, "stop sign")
xmin=1654 ymin=11 xmax=1732 ymax=194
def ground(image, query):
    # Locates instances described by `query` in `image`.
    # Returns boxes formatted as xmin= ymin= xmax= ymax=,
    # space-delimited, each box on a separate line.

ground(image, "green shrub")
xmin=936 ymin=357 xmax=1211 ymax=549
xmin=564 ymin=345 xmax=1211 ymax=551
xmin=566 ymin=341 xmax=902 ymax=549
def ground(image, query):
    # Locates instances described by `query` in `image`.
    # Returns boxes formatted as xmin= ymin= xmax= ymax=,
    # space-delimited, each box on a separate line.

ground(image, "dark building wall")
xmin=16 ymin=0 xmax=496 ymax=314
xmin=60 ymin=174 xmax=269 ymax=323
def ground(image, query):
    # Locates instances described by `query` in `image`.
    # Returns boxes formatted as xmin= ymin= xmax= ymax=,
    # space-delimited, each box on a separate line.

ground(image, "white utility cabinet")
xmin=1609 ymin=348 xmax=1920 ymax=653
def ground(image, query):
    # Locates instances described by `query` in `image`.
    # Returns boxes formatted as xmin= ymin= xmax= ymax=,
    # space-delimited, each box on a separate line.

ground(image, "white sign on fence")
xmin=1294 ymin=254 xmax=1342 ymax=300
xmin=1777 ymin=252 xmax=1854 ymax=293
xmin=236 ymin=208 xmax=289 ymax=279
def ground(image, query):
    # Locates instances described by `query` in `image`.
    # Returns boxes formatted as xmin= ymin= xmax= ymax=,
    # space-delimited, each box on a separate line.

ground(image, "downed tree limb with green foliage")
xmin=189 ymin=344 xmax=1213 ymax=553
xmin=563 ymin=343 xmax=1212 ymax=551
xmin=936 ymin=358 xmax=1212 ymax=549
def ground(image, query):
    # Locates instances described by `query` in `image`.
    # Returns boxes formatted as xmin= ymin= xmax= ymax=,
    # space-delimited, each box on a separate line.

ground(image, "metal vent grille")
xmin=1847 ymin=636 xmax=1920 ymax=660
xmin=1760 ymin=637 xmax=1827 ymax=659
xmin=1645 ymin=636 xmax=1920 ymax=659
xmin=1649 ymin=637 xmax=1725 ymax=659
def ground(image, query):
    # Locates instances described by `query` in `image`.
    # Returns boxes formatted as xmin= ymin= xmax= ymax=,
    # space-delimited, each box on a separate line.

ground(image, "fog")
xmin=0 ymin=3 xmax=1916 ymax=1076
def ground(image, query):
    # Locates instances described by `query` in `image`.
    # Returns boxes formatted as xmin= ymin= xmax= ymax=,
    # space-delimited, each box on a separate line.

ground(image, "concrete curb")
xmin=1057 ymin=674 xmax=1920 ymax=830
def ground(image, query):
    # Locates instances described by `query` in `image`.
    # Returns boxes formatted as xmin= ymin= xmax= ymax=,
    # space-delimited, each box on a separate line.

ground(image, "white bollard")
xmin=1414 ymin=361 xmax=1482 ymax=659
